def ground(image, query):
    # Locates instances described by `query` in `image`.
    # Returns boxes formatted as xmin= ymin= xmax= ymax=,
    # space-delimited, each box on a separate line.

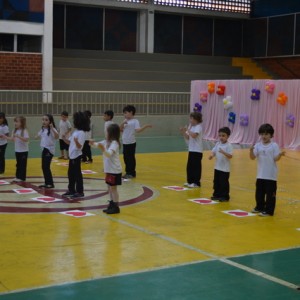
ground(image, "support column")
xmin=43 ymin=0 xmax=53 ymax=91
xmin=138 ymin=9 xmax=154 ymax=53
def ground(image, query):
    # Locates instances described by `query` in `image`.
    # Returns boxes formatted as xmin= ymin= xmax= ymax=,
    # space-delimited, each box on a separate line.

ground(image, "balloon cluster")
xmin=223 ymin=96 xmax=233 ymax=110
xmin=200 ymin=92 xmax=208 ymax=102
xmin=216 ymin=85 xmax=226 ymax=95
xmin=286 ymin=114 xmax=295 ymax=128
xmin=207 ymin=82 xmax=215 ymax=94
xmin=251 ymin=89 xmax=260 ymax=100
xmin=193 ymin=103 xmax=202 ymax=113
xmin=265 ymin=81 xmax=275 ymax=94
xmin=240 ymin=114 xmax=249 ymax=126
xmin=277 ymin=92 xmax=288 ymax=105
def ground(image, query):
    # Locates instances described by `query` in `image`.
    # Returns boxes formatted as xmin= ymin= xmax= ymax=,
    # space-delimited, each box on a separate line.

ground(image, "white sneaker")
xmin=12 ymin=178 xmax=22 ymax=182
xmin=188 ymin=183 xmax=199 ymax=188
xmin=183 ymin=183 xmax=189 ymax=186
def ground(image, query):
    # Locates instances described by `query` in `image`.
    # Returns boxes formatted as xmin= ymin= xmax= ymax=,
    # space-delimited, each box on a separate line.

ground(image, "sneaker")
xmin=63 ymin=157 xmax=69 ymax=160
xmin=103 ymin=200 xmax=114 ymax=213
xmin=85 ymin=160 xmax=93 ymax=164
xmin=259 ymin=212 xmax=272 ymax=217
xmin=70 ymin=193 xmax=84 ymax=199
xmin=106 ymin=204 xmax=120 ymax=214
xmin=122 ymin=174 xmax=134 ymax=179
xmin=39 ymin=184 xmax=55 ymax=188
xmin=62 ymin=191 xmax=75 ymax=197
xmin=183 ymin=183 xmax=189 ymax=186
xmin=218 ymin=198 xmax=229 ymax=202
xmin=211 ymin=196 xmax=220 ymax=200
xmin=187 ymin=183 xmax=199 ymax=188
xmin=251 ymin=208 xmax=261 ymax=213
xmin=12 ymin=178 xmax=22 ymax=182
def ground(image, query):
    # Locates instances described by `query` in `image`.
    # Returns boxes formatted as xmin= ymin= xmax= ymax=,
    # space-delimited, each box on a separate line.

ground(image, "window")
xmin=0 ymin=34 xmax=14 ymax=51
xmin=17 ymin=35 xmax=42 ymax=53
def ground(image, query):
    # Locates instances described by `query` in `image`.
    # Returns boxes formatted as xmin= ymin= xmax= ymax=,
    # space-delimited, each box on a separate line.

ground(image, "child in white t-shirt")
xmin=120 ymin=105 xmax=152 ymax=179
xmin=0 ymin=112 xmax=9 ymax=175
xmin=209 ymin=127 xmax=233 ymax=201
xmin=3 ymin=116 xmax=29 ymax=182
xmin=37 ymin=114 xmax=59 ymax=188
xmin=250 ymin=123 xmax=285 ymax=216
xmin=103 ymin=110 xmax=114 ymax=138
xmin=91 ymin=123 xmax=122 ymax=214
xmin=58 ymin=111 xmax=72 ymax=159
xmin=180 ymin=112 xmax=203 ymax=188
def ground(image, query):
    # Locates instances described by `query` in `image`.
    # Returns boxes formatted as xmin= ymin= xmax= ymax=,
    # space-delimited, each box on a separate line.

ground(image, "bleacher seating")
xmin=53 ymin=49 xmax=251 ymax=92
xmin=255 ymin=57 xmax=300 ymax=79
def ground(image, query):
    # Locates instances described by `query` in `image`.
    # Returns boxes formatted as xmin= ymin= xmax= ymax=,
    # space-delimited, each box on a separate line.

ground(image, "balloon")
xmin=251 ymin=88 xmax=260 ymax=100
xmin=200 ymin=92 xmax=208 ymax=102
xmin=240 ymin=114 xmax=249 ymax=126
xmin=216 ymin=85 xmax=226 ymax=95
xmin=207 ymin=82 xmax=215 ymax=94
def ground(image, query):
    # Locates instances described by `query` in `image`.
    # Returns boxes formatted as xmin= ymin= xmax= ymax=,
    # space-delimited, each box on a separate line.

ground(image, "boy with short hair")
xmin=209 ymin=127 xmax=233 ymax=202
xmin=250 ymin=123 xmax=285 ymax=216
xmin=103 ymin=110 xmax=114 ymax=137
xmin=58 ymin=111 xmax=72 ymax=160
xmin=120 ymin=105 xmax=152 ymax=179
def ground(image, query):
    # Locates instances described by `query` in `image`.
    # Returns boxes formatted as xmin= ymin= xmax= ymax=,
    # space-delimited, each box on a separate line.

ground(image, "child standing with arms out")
xmin=209 ymin=127 xmax=233 ymax=201
xmin=82 ymin=110 xmax=93 ymax=164
xmin=37 ymin=114 xmax=59 ymax=188
xmin=3 ymin=116 xmax=29 ymax=182
xmin=180 ymin=112 xmax=203 ymax=188
xmin=250 ymin=123 xmax=285 ymax=216
xmin=58 ymin=111 xmax=72 ymax=160
xmin=120 ymin=105 xmax=152 ymax=179
xmin=91 ymin=124 xmax=122 ymax=214
xmin=103 ymin=110 xmax=114 ymax=137
xmin=62 ymin=112 xmax=90 ymax=199
xmin=0 ymin=112 xmax=9 ymax=175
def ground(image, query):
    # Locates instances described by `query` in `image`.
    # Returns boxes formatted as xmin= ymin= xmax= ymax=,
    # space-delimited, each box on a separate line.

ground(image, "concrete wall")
xmin=6 ymin=115 xmax=188 ymax=139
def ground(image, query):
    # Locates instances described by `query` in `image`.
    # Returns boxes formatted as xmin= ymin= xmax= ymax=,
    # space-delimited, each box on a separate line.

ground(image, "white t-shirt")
xmin=14 ymin=129 xmax=29 ymax=152
xmin=253 ymin=142 xmax=280 ymax=181
xmin=0 ymin=125 xmax=9 ymax=146
xmin=104 ymin=120 xmax=114 ymax=137
xmin=59 ymin=119 xmax=72 ymax=139
xmin=84 ymin=122 xmax=93 ymax=141
xmin=68 ymin=129 xmax=85 ymax=159
xmin=212 ymin=142 xmax=233 ymax=172
xmin=187 ymin=124 xmax=203 ymax=153
xmin=38 ymin=127 xmax=58 ymax=155
xmin=101 ymin=140 xmax=122 ymax=174
xmin=122 ymin=119 xmax=140 ymax=144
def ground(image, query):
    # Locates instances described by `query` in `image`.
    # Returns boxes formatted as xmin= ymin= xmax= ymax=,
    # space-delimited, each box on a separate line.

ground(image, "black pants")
xmin=123 ymin=143 xmax=136 ymax=177
xmin=68 ymin=156 xmax=83 ymax=194
xmin=15 ymin=151 xmax=28 ymax=181
xmin=82 ymin=141 xmax=92 ymax=162
xmin=42 ymin=148 xmax=54 ymax=186
xmin=186 ymin=152 xmax=203 ymax=186
xmin=213 ymin=169 xmax=230 ymax=200
xmin=255 ymin=179 xmax=277 ymax=215
xmin=0 ymin=144 xmax=7 ymax=173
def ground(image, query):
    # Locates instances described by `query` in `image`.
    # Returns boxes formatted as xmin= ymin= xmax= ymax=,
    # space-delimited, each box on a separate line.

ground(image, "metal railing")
xmin=0 ymin=91 xmax=190 ymax=116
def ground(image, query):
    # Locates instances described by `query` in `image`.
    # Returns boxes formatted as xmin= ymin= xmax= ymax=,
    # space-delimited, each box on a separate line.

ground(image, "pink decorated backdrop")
xmin=190 ymin=79 xmax=300 ymax=149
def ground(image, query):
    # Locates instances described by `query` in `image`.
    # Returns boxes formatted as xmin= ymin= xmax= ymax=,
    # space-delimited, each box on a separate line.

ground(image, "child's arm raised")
xmin=136 ymin=124 xmax=152 ymax=133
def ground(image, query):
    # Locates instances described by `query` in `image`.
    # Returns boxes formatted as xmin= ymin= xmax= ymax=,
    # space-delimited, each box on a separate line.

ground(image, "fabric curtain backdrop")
xmin=190 ymin=79 xmax=300 ymax=149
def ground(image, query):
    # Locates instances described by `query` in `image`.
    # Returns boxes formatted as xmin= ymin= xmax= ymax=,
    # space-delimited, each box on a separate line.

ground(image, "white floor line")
xmin=105 ymin=215 xmax=300 ymax=290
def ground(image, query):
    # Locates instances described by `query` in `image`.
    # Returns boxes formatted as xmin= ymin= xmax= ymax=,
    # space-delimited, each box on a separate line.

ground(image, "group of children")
xmin=0 ymin=105 xmax=152 ymax=214
xmin=180 ymin=111 xmax=285 ymax=217
xmin=0 ymin=106 xmax=285 ymax=216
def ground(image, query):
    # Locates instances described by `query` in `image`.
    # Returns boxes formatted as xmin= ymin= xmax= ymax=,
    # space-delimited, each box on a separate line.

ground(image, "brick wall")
xmin=0 ymin=53 xmax=42 ymax=90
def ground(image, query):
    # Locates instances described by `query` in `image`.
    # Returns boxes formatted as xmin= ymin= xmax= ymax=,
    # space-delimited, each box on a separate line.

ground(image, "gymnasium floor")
xmin=0 ymin=136 xmax=300 ymax=299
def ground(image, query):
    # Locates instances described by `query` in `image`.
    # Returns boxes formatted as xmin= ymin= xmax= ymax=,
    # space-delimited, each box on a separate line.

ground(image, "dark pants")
xmin=15 ymin=151 xmax=28 ymax=181
xmin=213 ymin=169 xmax=230 ymax=200
xmin=0 ymin=144 xmax=7 ymax=173
xmin=255 ymin=179 xmax=277 ymax=215
xmin=42 ymin=148 xmax=54 ymax=186
xmin=82 ymin=141 xmax=92 ymax=162
xmin=186 ymin=151 xmax=203 ymax=186
xmin=123 ymin=143 xmax=136 ymax=177
xmin=68 ymin=156 xmax=83 ymax=194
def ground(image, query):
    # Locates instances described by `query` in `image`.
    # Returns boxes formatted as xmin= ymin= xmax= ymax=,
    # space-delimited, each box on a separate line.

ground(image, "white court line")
xmin=105 ymin=215 xmax=300 ymax=290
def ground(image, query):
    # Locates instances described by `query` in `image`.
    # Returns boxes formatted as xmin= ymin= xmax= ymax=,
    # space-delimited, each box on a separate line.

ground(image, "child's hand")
xmin=219 ymin=148 xmax=225 ymax=155
xmin=89 ymin=140 xmax=95 ymax=146
xmin=208 ymin=155 xmax=213 ymax=160
xmin=74 ymin=137 xmax=78 ymax=143
xmin=280 ymin=151 xmax=285 ymax=157
xmin=250 ymin=144 xmax=255 ymax=150
xmin=98 ymin=143 xmax=105 ymax=152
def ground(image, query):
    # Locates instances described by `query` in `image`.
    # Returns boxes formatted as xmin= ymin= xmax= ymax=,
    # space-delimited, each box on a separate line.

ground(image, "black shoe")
xmin=62 ymin=191 xmax=75 ymax=197
xmin=103 ymin=200 xmax=114 ymax=213
xmin=39 ymin=184 xmax=54 ymax=188
xmin=122 ymin=174 xmax=135 ymax=179
xmin=218 ymin=197 xmax=230 ymax=202
xmin=70 ymin=193 xmax=84 ymax=199
xmin=105 ymin=202 xmax=120 ymax=214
